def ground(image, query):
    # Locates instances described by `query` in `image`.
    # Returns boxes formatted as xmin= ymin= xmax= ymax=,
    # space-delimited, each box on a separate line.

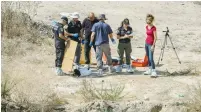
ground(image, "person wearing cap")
xmin=116 ymin=18 xmax=134 ymax=73
xmin=90 ymin=14 xmax=116 ymax=76
xmin=81 ymin=12 xmax=99 ymax=69
xmin=67 ymin=12 xmax=83 ymax=68
xmin=53 ymin=16 xmax=79 ymax=76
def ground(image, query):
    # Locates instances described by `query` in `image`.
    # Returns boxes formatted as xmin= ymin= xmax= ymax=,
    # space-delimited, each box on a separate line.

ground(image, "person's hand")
xmin=72 ymin=33 xmax=79 ymax=38
xmin=124 ymin=35 xmax=129 ymax=39
xmin=89 ymin=41 xmax=93 ymax=47
xmin=151 ymin=45 xmax=155 ymax=52
xmin=81 ymin=40 xmax=85 ymax=44
xmin=65 ymin=37 xmax=70 ymax=41
xmin=111 ymin=38 xmax=116 ymax=44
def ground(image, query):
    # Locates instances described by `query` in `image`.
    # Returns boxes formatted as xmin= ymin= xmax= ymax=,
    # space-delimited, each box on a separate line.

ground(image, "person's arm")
xmin=58 ymin=27 xmax=68 ymax=41
xmin=79 ymin=21 xmax=83 ymax=39
xmin=108 ymin=25 xmax=114 ymax=39
xmin=151 ymin=27 xmax=157 ymax=51
xmin=90 ymin=32 xmax=95 ymax=43
xmin=63 ymin=25 xmax=74 ymax=37
xmin=117 ymin=35 xmax=129 ymax=39
xmin=90 ymin=24 xmax=96 ymax=44
xmin=80 ymin=19 xmax=86 ymax=39
xmin=153 ymin=30 xmax=157 ymax=46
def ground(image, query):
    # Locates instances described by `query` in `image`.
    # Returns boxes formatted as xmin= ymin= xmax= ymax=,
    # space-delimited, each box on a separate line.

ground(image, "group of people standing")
xmin=52 ymin=12 xmax=158 ymax=78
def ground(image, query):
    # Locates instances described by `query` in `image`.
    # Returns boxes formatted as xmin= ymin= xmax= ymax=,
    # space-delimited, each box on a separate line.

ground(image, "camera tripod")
xmin=157 ymin=27 xmax=181 ymax=65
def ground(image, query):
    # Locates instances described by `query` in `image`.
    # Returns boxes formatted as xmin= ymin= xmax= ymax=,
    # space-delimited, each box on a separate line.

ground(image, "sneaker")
xmin=150 ymin=69 xmax=158 ymax=78
xmin=55 ymin=67 xmax=64 ymax=76
xmin=126 ymin=65 xmax=134 ymax=73
xmin=97 ymin=69 xmax=103 ymax=77
xmin=144 ymin=68 xmax=152 ymax=75
xmin=115 ymin=65 xmax=122 ymax=73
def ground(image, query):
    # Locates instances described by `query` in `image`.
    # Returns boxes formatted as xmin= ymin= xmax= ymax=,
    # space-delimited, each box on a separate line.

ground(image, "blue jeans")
xmin=145 ymin=43 xmax=155 ymax=69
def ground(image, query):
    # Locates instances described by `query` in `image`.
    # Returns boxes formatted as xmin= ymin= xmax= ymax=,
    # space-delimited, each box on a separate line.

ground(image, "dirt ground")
xmin=2 ymin=1 xmax=201 ymax=111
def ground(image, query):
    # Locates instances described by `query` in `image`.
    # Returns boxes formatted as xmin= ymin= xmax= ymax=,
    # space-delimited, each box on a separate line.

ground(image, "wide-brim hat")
xmin=98 ymin=14 xmax=107 ymax=20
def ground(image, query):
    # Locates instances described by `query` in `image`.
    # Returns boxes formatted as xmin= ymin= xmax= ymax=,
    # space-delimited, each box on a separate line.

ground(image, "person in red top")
xmin=144 ymin=14 xmax=158 ymax=78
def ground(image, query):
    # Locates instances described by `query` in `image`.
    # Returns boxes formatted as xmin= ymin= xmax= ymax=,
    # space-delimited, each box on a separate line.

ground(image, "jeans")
xmin=117 ymin=42 xmax=132 ymax=65
xmin=96 ymin=43 xmax=112 ymax=69
xmin=145 ymin=43 xmax=155 ymax=69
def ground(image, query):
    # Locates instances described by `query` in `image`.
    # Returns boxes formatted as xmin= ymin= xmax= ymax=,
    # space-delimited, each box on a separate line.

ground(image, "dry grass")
xmin=79 ymin=80 xmax=126 ymax=102
xmin=44 ymin=93 xmax=68 ymax=106
xmin=1 ymin=74 xmax=22 ymax=100
xmin=187 ymin=82 xmax=201 ymax=112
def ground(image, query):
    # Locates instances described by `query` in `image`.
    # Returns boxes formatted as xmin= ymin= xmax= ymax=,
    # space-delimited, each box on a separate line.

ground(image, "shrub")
xmin=79 ymin=80 xmax=126 ymax=102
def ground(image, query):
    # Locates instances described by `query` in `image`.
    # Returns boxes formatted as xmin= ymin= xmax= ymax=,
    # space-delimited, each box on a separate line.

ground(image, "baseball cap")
xmin=61 ymin=16 xmax=68 ymax=22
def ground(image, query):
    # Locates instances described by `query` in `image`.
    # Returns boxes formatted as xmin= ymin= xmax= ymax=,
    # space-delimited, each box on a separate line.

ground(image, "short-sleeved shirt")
xmin=146 ymin=25 xmax=156 ymax=45
xmin=91 ymin=21 xmax=113 ymax=46
xmin=116 ymin=26 xmax=133 ymax=43
xmin=54 ymin=23 xmax=65 ymax=42
xmin=82 ymin=18 xmax=99 ymax=38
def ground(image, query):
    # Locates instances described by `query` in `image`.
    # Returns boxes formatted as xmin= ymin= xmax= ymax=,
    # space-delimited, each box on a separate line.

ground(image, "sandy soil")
xmin=2 ymin=1 xmax=201 ymax=111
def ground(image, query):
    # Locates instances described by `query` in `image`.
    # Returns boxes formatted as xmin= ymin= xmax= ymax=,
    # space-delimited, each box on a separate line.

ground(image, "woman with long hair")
xmin=144 ymin=14 xmax=158 ymax=78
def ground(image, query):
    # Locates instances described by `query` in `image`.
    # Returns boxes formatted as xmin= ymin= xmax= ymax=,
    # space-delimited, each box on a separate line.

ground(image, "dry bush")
xmin=79 ymin=80 xmax=126 ymax=102
xmin=187 ymin=82 xmax=201 ymax=112
xmin=1 ymin=1 xmax=39 ymax=38
xmin=1 ymin=1 xmax=52 ymax=43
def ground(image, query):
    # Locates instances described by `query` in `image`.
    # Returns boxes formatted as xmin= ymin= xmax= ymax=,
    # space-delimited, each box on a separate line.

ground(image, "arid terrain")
xmin=1 ymin=1 xmax=201 ymax=112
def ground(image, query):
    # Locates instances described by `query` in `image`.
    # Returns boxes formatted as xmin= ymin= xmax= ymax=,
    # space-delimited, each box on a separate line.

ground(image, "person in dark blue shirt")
xmin=90 ymin=14 xmax=116 ymax=76
xmin=53 ymin=16 xmax=79 ymax=76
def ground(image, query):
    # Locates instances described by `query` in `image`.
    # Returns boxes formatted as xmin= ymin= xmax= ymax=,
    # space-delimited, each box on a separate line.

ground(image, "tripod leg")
xmin=160 ymin=36 xmax=167 ymax=61
xmin=168 ymin=36 xmax=181 ymax=64
xmin=157 ymin=36 xmax=166 ymax=65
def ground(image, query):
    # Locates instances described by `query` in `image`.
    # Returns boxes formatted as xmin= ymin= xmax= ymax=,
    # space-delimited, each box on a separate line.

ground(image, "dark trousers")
xmin=117 ymin=42 xmax=132 ymax=65
xmin=145 ymin=43 xmax=155 ymax=69
xmin=84 ymin=36 xmax=96 ymax=64
xmin=55 ymin=39 xmax=65 ymax=68
xmin=74 ymin=43 xmax=81 ymax=64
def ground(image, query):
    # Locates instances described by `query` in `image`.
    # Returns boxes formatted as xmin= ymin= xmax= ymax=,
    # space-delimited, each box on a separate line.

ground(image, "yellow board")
xmin=79 ymin=44 xmax=91 ymax=64
xmin=62 ymin=40 xmax=77 ymax=73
